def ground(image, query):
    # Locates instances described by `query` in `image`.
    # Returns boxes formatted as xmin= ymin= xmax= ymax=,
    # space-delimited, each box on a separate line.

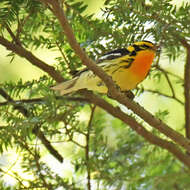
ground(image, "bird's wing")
xmin=72 ymin=48 xmax=131 ymax=76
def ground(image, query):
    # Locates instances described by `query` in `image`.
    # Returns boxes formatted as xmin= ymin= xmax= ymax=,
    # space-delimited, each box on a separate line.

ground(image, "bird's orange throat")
xmin=130 ymin=50 xmax=156 ymax=78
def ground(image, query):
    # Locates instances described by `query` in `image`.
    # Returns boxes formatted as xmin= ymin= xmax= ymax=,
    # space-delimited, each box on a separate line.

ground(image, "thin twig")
xmin=51 ymin=18 xmax=72 ymax=72
xmin=0 ymin=96 xmax=87 ymax=106
xmin=163 ymin=71 xmax=176 ymax=98
xmin=155 ymin=66 xmax=183 ymax=81
xmin=16 ymin=10 xmax=32 ymax=39
xmin=64 ymin=122 xmax=86 ymax=149
xmin=55 ymin=40 xmax=72 ymax=71
xmin=0 ymin=168 xmax=26 ymax=188
xmin=86 ymin=105 xmax=96 ymax=190
xmin=5 ymin=23 xmax=22 ymax=46
xmin=34 ymin=153 xmax=53 ymax=190
xmin=69 ymin=139 xmax=86 ymax=149
xmin=142 ymin=89 xmax=184 ymax=105
xmin=183 ymin=42 xmax=190 ymax=139
xmin=153 ymin=66 xmax=183 ymax=104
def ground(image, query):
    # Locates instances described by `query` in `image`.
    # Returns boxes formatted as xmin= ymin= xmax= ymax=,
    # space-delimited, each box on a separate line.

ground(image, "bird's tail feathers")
xmin=51 ymin=77 xmax=79 ymax=95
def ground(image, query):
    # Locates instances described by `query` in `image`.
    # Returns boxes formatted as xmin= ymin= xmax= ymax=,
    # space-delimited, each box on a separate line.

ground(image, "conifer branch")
xmin=39 ymin=0 xmax=190 ymax=155
xmin=0 ymin=36 xmax=63 ymax=83
xmin=0 ymin=88 xmax=63 ymax=163
xmin=82 ymin=90 xmax=190 ymax=168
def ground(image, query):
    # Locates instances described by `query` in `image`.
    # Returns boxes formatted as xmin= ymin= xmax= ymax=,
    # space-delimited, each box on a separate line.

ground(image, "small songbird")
xmin=52 ymin=41 xmax=157 ymax=95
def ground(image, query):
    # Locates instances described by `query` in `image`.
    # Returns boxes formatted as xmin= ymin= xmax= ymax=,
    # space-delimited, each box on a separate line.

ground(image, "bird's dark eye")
xmin=133 ymin=45 xmax=141 ymax=51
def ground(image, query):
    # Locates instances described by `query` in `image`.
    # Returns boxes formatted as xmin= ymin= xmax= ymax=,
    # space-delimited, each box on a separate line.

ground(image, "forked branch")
xmin=39 ymin=0 xmax=190 ymax=154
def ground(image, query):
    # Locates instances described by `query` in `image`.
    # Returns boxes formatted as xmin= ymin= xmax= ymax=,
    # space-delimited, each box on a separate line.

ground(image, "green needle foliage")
xmin=0 ymin=0 xmax=190 ymax=189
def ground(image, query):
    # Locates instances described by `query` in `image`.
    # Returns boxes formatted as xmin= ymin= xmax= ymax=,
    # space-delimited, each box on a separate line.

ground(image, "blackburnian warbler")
xmin=52 ymin=41 xmax=157 ymax=95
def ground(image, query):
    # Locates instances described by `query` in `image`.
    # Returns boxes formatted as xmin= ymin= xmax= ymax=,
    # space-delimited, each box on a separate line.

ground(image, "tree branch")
xmin=163 ymin=71 xmax=176 ymax=98
xmin=182 ymin=41 xmax=190 ymax=139
xmin=0 ymin=88 xmax=29 ymax=116
xmin=0 ymin=96 xmax=87 ymax=106
xmin=141 ymin=88 xmax=184 ymax=105
xmin=1 ymin=87 xmax=190 ymax=167
xmin=82 ymin=90 xmax=190 ymax=168
xmin=41 ymin=0 xmax=117 ymax=90
xmin=34 ymin=153 xmax=53 ymax=190
xmin=154 ymin=66 xmax=182 ymax=104
xmin=85 ymin=105 xmax=96 ymax=190
xmin=39 ymin=0 xmax=190 ymax=154
xmin=64 ymin=122 xmax=86 ymax=149
xmin=113 ymin=92 xmax=190 ymax=153
xmin=155 ymin=66 xmax=183 ymax=82
xmin=55 ymin=40 xmax=72 ymax=71
xmin=4 ymin=23 xmax=22 ymax=46
xmin=0 ymin=168 xmax=26 ymax=188
xmin=0 ymin=88 xmax=63 ymax=163
xmin=0 ymin=36 xmax=63 ymax=83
